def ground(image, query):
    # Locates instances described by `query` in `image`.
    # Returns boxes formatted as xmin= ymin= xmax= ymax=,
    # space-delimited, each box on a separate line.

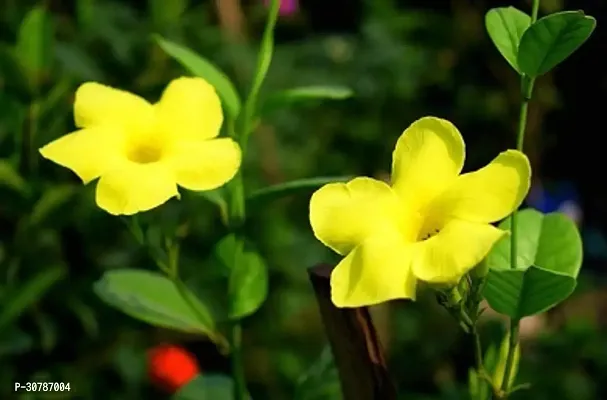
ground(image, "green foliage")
xmin=246 ymin=176 xmax=353 ymax=206
xmin=484 ymin=209 xmax=583 ymax=319
xmin=94 ymin=269 xmax=219 ymax=339
xmin=0 ymin=265 xmax=65 ymax=330
xmin=0 ymin=159 xmax=27 ymax=195
xmin=260 ymin=86 xmax=354 ymax=116
xmin=15 ymin=6 xmax=53 ymax=90
xmin=485 ymin=7 xmax=531 ymax=74
xmin=219 ymin=236 xmax=269 ymax=320
xmin=486 ymin=8 xmax=596 ymax=77
xmin=517 ymin=11 xmax=596 ymax=77
xmin=155 ymin=36 xmax=242 ymax=119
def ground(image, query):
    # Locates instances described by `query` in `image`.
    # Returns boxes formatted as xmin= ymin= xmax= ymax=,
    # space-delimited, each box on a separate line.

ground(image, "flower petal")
xmin=74 ymin=82 xmax=154 ymax=131
xmin=309 ymin=177 xmax=401 ymax=255
xmin=156 ymin=77 xmax=224 ymax=140
xmin=391 ymin=117 xmax=465 ymax=211
xmin=39 ymin=128 xmax=124 ymax=184
xmin=430 ymin=150 xmax=531 ymax=224
xmin=412 ymin=220 xmax=505 ymax=283
xmin=165 ymin=138 xmax=241 ymax=191
xmin=331 ymin=233 xmax=417 ymax=308
xmin=95 ymin=162 xmax=179 ymax=215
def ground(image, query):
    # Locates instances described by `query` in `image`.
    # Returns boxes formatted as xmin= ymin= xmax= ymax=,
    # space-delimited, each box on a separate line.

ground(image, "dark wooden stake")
xmin=308 ymin=264 xmax=398 ymax=400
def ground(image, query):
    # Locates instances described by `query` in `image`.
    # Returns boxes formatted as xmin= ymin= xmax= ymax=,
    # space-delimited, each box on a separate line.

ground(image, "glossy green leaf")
xmin=485 ymin=7 xmax=531 ymax=73
xmin=173 ymin=374 xmax=242 ymax=400
xmin=247 ymin=176 xmax=353 ymax=205
xmin=221 ymin=236 xmax=269 ymax=320
xmin=155 ymin=35 xmax=242 ymax=119
xmin=0 ymin=265 xmax=65 ymax=330
xmin=261 ymin=85 xmax=353 ymax=115
xmin=483 ymin=208 xmax=583 ymax=319
xmin=16 ymin=6 xmax=54 ymax=88
xmin=518 ymin=11 xmax=596 ymax=77
xmin=0 ymin=160 xmax=28 ymax=195
xmin=94 ymin=269 xmax=218 ymax=338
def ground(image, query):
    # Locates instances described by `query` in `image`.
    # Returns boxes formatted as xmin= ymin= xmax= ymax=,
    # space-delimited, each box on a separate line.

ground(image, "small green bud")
xmin=470 ymin=261 xmax=489 ymax=279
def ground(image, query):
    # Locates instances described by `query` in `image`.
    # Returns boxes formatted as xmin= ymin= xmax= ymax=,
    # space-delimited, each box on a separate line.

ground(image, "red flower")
xmin=148 ymin=344 xmax=200 ymax=393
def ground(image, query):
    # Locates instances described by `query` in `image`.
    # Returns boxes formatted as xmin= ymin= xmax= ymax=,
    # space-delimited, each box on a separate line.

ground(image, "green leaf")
xmin=223 ymin=237 xmax=269 ymax=320
xmin=492 ymin=330 xmax=520 ymax=389
xmin=261 ymin=85 xmax=353 ymax=115
xmin=518 ymin=11 xmax=596 ymax=77
xmin=0 ymin=160 xmax=28 ymax=195
xmin=0 ymin=265 xmax=65 ymax=330
xmin=15 ymin=6 xmax=54 ymax=88
xmin=485 ymin=7 xmax=532 ymax=73
xmin=483 ymin=208 xmax=583 ymax=319
xmin=94 ymin=269 xmax=219 ymax=339
xmin=154 ymin=35 xmax=242 ymax=119
xmin=238 ymin=0 xmax=281 ymax=138
xmin=246 ymin=176 xmax=353 ymax=205
xmin=173 ymin=374 xmax=241 ymax=400
xmin=294 ymin=346 xmax=342 ymax=400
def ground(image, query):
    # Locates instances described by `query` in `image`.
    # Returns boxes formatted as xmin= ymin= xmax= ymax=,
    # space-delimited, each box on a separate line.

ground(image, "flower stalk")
xmin=500 ymin=0 xmax=540 ymax=398
xmin=227 ymin=1 xmax=281 ymax=399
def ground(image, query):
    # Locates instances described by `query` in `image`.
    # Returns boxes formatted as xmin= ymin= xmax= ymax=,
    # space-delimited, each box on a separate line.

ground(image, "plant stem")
xmin=472 ymin=325 xmax=484 ymax=374
xmin=500 ymin=1 xmax=540 ymax=397
xmin=229 ymin=2 xmax=280 ymax=398
xmin=498 ymin=322 xmax=520 ymax=396
xmin=230 ymin=323 xmax=246 ymax=400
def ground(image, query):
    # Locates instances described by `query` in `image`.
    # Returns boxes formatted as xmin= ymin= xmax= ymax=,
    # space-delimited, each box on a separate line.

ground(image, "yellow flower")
xmin=309 ymin=117 xmax=531 ymax=307
xmin=39 ymin=77 xmax=241 ymax=215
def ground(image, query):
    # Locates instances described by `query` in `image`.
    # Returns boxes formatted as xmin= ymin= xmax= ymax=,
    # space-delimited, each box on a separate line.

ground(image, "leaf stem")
xmin=501 ymin=1 xmax=540 ymax=398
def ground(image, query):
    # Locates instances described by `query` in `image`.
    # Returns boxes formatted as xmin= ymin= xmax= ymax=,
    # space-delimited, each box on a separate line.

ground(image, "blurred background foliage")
xmin=0 ymin=0 xmax=606 ymax=399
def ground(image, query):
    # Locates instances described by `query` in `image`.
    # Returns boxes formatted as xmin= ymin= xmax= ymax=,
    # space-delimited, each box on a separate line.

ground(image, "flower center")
xmin=417 ymin=216 xmax=443 ymax=241
xmin=419 ymin=227 xmax=440 ymax=241
xmin=127 ymin=144 xmax=162 ymax=164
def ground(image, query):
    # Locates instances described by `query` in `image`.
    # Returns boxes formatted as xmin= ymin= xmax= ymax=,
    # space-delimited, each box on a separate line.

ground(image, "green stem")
xmin=498 ymin=322 xmax=520 ymax=396
xmin=228 ymin=2 xmax=280 ymax=398
xmin=231 ymin=322 xmax=246 ymax=400
xmin=472 ymin=325 xmax=484 ymax=374
xmin=500 ymin=1 xmax=540 ymax=398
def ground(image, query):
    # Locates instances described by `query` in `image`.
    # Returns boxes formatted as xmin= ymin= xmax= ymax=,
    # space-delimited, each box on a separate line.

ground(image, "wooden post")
xmin=308 ymin=264 xmax=398 ymax=400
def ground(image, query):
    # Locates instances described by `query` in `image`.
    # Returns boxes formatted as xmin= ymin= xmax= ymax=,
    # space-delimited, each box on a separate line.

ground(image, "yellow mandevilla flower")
xmin=39 ymin=77 xmax=241 ymax=215
xmin=309 ymin=117 xmax=531 ymax=308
